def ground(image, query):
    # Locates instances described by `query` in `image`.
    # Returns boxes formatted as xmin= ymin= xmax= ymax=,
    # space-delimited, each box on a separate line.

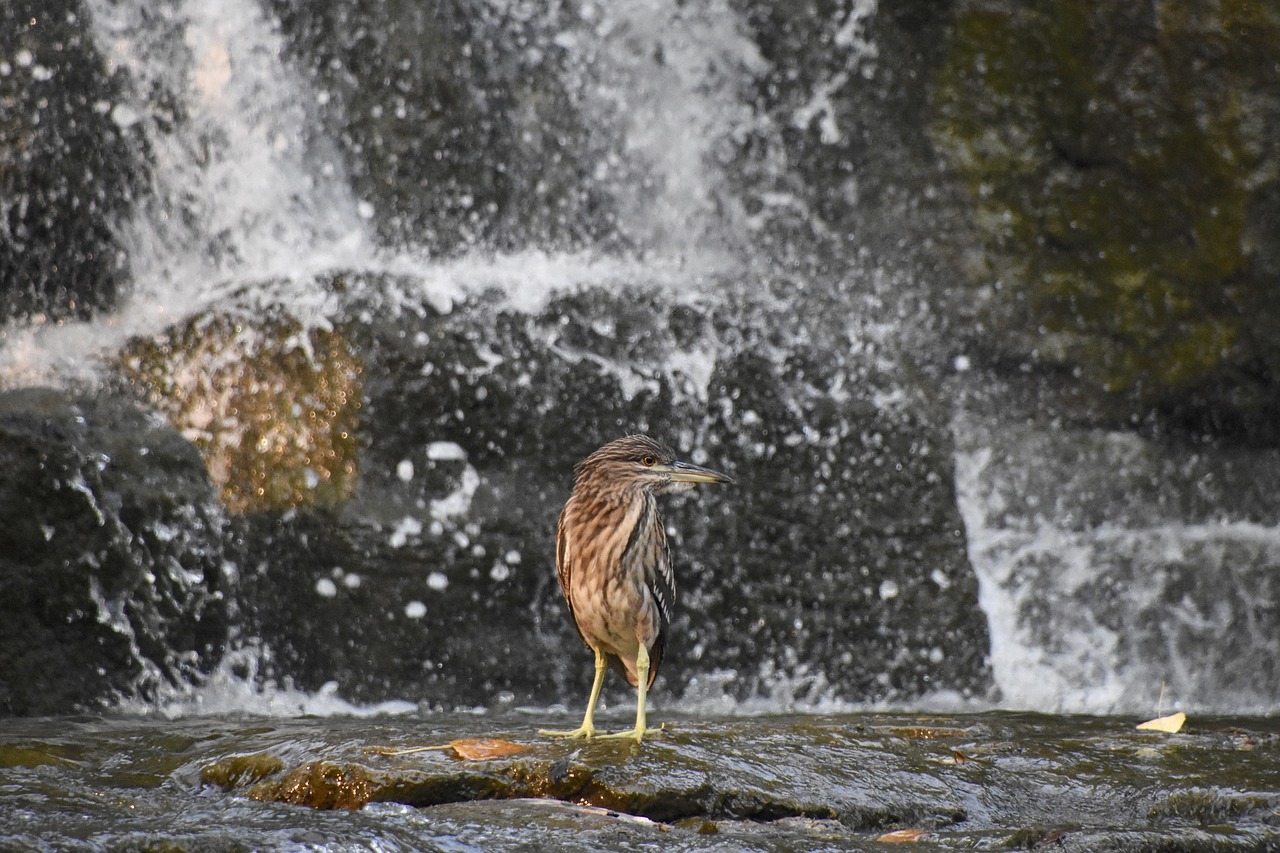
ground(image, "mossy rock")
xmin=932 ymin=0 xmax=1280 ymax=439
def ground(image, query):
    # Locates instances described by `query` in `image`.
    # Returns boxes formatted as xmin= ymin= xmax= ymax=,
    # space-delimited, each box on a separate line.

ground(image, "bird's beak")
xmin=657 ymin=459 xmax=734 ymax=485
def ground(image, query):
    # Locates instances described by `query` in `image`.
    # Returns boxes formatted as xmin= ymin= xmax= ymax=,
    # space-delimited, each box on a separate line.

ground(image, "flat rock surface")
xmin=1 ymin=711 xmax=1276 ymax=850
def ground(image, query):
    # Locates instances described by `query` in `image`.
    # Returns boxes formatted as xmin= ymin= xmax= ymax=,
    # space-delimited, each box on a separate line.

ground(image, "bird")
xmin=539 ymin=435 xmax=732 ymax=743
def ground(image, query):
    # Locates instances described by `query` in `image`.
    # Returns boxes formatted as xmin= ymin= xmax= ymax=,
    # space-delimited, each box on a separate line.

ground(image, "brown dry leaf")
xmin=1136 ymin=712 xmax=1186 ymax=733
xmin=448 ymin=738 xmax=531 ymax=761
xmin=877 ymin=828 xmax=927 ymax=843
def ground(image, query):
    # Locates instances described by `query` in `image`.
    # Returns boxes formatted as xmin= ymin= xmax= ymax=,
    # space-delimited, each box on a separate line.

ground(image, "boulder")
xmin=0 ymin=389 xmax=229 ymax=714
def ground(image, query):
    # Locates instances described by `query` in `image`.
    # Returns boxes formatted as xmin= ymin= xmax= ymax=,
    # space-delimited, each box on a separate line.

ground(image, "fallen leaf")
xmin=877 ymin=828 xmax=927 ymax=842
xmin=369 ymin=737 xmax=532 ymax=759
xmin=448 ymin=738 xmax=530 ymax=761
xmin=1137 ymin=712 xmax=1186 ymax=733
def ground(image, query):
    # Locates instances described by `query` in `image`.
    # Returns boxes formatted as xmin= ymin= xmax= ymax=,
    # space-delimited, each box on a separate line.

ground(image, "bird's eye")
xmin=640 ymin=455 xmax=657 ymax=467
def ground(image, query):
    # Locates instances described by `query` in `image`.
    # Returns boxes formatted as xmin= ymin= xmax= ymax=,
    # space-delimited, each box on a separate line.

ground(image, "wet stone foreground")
xmin=190 ymin=713 xmax=1280 ymax=850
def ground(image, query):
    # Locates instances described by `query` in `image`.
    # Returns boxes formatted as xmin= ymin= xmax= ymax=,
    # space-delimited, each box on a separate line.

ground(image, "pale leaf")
xmin=1137 ymin=712 xmax=1186 ymax=733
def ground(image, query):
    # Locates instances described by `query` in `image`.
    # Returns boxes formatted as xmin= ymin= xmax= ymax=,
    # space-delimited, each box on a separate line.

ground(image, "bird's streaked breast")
xmin=559 ymin=490 xmax=667 ymax=660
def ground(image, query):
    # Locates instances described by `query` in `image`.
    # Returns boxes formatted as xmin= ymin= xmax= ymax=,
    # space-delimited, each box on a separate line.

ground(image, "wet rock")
xmin=0 ymin=0 xmax=143 ymax=323
xmin=931 ymin=0 xmax=1280 ymax=441
xmin=0 ymin=389 xmax=229 ymax=715
xmin=226 ymin=276 xmax=990 ymax=708
xmin=220 ymin=723 xmax=866 ymax=821
xmin=250 ymin=760 xmax=381 ymax=811
xmin=231 ymin=505 xmax=567 ymax=707
xmin=189 ymin=713 xmax=1280 ymax=849
xmin=199 ymin=751 xmax=286 ymax=789
xmin=9 ymin=711 xmax=1280 ymax=849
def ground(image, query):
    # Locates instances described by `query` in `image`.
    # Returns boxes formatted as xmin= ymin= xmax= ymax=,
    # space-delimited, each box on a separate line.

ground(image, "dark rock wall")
xmin=0 ymin=390 xmax=228 ymax=715
xmin=932 ymin=0 xmax=1280 ymax=442
xmin=232 ymin=283 xmax=987 ymax=707
xmin=1 ymin=0 xmax=1276 ymax=713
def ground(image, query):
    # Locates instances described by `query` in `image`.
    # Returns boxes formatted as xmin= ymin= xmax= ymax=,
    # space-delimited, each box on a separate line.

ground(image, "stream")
xmin=3 ymin=710 xmax=1277 ymax=850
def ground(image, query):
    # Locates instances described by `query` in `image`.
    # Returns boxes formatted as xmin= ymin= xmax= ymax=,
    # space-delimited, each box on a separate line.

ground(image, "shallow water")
xmin=2 ymin=711 xmax=1276 ymax=851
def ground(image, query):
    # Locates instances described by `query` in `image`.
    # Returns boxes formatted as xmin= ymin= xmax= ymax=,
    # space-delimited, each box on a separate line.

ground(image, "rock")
xmin=0 ymin=0 xmax=142 ymax=323
xmin=118 ymin=309 xmax=363 ymax=513
xmin=188 ymin=712 xmax=1280 ymax=850
xmin=231 ymin=506 xmax=568 ymax=708
xmin=0 ymin=388 xmax=229 ymax=715
xmin=232 ymin=278 xmax=990 ymax=708
xmin=931 ymin=0 xmax=1280 ymax=441
xmin=15 ymin=712 xmax=1280 ymax=849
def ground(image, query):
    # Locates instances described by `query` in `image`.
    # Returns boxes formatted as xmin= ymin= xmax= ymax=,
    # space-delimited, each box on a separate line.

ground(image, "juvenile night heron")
xmin=540 ymin=435 xmax=732 ymax=743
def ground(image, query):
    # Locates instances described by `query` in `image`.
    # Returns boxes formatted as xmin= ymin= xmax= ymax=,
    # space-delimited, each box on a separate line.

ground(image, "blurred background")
xmin=1 ymin=0 xmax=1278 ymax=718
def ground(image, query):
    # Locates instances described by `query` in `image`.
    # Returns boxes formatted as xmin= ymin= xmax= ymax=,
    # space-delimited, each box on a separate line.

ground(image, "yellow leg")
xmin=539 ymin=648 xmax=607 ymax=739
xmin=598 ymin=643 xmax=662 ymax=743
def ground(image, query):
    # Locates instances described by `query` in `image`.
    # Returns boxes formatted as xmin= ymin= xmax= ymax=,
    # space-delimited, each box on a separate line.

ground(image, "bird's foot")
xmin=538 ymin=724 xmax=596 ymax=740
xmin=596 ymin=722 xmax=666 ymax=744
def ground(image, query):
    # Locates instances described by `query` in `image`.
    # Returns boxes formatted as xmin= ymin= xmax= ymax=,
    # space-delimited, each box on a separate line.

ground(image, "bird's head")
xmin=573 ymin=434 xmax=734 ymax=497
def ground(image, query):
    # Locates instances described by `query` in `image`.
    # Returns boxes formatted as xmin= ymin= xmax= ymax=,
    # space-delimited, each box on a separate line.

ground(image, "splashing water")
xmin=117 ymin=644 xmax=418 ymax=719
xmin=87 ymin=0 xmax=370 ymax=290
xmin=11 ymin=0 xmax=1274 ymax=720
xmin=955 ymin=424 xmax=1280 ymax=716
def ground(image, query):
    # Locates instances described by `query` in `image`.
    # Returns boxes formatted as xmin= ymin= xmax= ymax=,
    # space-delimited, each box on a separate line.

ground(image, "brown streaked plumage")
xmin=539 ymin=435 xmax=732 ymax=743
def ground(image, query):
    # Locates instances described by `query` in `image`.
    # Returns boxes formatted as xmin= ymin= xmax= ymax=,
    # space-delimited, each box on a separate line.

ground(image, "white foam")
xmin=118 ymin=645 xmax=418 ymax=719
xmin=955 ymin=442 xmax=1280 ymax=715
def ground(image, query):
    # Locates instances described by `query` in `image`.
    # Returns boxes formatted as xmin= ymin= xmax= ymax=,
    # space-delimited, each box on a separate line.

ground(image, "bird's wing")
xmin=643 ymin=511 xmax=675 ymax=689
xmin=645 ymin=537 xmax=674 ymax=689
xmin=651 ymin=532 xmax=675 ymax=630
xmin=555 ymin=507 xmax=574 ymax=612
xmin=556 ymin=503 xmax=595 ymax=654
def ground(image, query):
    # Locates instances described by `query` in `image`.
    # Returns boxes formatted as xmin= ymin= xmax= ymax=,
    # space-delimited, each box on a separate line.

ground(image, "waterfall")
xmin=3 ymin=0 xmax=1276 ymax=717
xmin=85 ymin=0 xmax=370 ymax=293
xmin=1 ymin=0 xmax=372 ymax=386
xmin=954 ymin=414 xmax=1280 ymax=715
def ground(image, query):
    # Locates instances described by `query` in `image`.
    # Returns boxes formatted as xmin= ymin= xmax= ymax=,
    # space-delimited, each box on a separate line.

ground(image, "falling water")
xmin=85 ymin=0 xmax=370 ymax=290
xmin=3 ymin=0 xmax=1277 ymax=718
xmin=954 ymin=412 xmax=1280 ymax=715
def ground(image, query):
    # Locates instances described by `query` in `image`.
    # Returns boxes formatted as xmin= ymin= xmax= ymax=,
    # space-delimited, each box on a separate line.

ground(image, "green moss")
xmin=0 ymin=744 xmax=77 ymax=769
xmin=200 ymin=752 xmax=286 ymax=790
xmin=247 ymin=760 xmax=377 ymax=810
xmin=932 ymin=1 xmax=1275 ymax=409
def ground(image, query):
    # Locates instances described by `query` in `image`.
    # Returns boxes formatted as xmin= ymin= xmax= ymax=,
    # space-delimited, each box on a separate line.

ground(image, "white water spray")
xmin=955 ymin=424 xmax=1280 ymax=715
xmin=87 ymin=0 xmax=370 ymax=291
